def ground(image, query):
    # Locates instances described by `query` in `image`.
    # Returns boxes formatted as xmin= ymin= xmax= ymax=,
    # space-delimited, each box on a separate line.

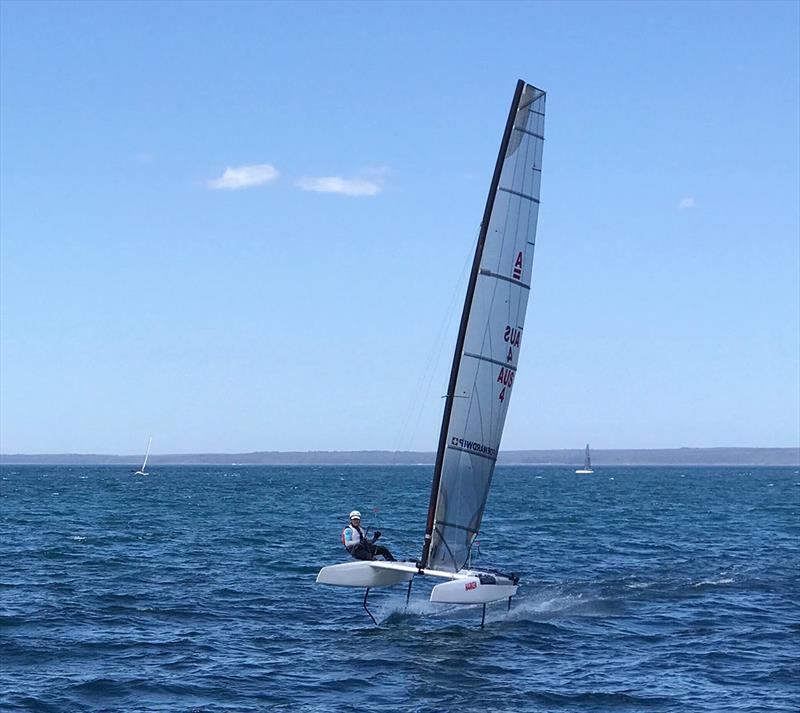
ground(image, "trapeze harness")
xmin=342 ymin=523 xmax=367 ymax=553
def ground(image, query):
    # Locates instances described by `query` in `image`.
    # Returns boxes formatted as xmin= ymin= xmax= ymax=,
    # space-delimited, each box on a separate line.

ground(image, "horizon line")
xmin=1 ymin=446 xmax=798 ymax=467
xmin=2 ymin=446 xmax=798 ymax=456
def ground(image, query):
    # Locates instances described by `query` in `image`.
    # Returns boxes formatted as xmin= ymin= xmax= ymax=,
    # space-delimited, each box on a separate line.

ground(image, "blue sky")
xmin=1 ymin=0 xmax=798 ymax=454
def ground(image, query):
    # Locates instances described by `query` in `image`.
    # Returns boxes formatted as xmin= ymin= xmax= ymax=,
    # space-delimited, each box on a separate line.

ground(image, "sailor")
xmin=342 ymin=510 xmax=395 ymax=561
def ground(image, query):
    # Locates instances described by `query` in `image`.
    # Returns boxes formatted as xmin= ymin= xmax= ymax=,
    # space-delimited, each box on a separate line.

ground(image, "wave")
xmin=693 ymin=577 xmax=734 ymax=587
xmin=502 ymin=588 xmax=625 ymax=621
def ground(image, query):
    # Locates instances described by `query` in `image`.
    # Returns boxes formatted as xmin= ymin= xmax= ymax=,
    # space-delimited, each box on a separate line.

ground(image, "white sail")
xmin=135 ymin=437 xmax=152 ymax=475
xmin=141 ymin=437 xmax=152 ymax=471
xmin=576 ymin=443 xmax=593 ymax=473
xmin=426 ymin=82 xmax=546 ymax=572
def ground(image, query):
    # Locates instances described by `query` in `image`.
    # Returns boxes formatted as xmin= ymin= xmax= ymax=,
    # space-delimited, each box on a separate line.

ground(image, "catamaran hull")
xmin=316 ymin=561 xmax=414 ymax=588
xmin=430 ymin=577 xmax=517 ymax=604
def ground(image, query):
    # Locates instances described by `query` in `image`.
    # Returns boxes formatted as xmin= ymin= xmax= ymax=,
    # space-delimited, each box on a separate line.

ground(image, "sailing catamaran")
xmin=576 ymin=444 xmax=593 ymax=474
xmin=134 ymin=437 xmax=152 ymax=476
xmin=317 ymin=79 xmax=546 ymax=626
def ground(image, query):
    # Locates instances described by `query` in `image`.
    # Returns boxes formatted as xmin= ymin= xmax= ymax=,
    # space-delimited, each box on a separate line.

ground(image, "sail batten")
xmin=464 ymin=352 xmax=519 ymax=371
xmin=513 ymin=127 xmax=545 ymax=141
xmin=422 ymin=80 xmax=546 ymax=572
xmin=479 ymin=269 xmax=532 ymax=289
xmin=498 ymin=187 xmax=540 ymax=203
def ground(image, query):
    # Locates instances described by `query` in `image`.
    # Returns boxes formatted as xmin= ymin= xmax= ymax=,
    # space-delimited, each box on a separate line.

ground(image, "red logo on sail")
xmin=512 ymin=251 xmax=523 ymax=280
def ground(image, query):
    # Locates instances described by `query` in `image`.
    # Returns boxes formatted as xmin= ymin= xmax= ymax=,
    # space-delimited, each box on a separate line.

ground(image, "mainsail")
xmin=584 ymin=444 xmax=591 ymax=470
xmin=422 ymin=80 xmax=546 ymax=572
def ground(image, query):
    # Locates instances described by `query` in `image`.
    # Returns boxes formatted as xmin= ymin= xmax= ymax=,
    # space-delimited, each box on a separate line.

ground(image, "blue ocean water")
xmin=1 ymin=465 xmax=798 ymax=712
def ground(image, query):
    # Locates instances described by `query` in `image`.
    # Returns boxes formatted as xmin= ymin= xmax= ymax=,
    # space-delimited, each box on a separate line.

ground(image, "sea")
xmin=1 ymin=465 xmax=798 ymax=712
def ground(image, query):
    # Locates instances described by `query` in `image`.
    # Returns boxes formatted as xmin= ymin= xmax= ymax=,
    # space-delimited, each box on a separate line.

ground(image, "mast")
xmin=420 ymin=79 xmax=526 ymax=568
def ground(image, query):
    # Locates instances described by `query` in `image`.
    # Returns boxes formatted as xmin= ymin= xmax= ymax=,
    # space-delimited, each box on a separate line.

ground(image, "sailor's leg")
xmin=373 ymin=545 xmax=395 ymax=561
xmin=352 ymin=545 xmax=373 ymax=561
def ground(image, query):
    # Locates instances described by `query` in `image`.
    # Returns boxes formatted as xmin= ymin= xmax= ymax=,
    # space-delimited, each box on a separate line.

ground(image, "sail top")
xmin=423 ymin=81 xmax=546 ymax=572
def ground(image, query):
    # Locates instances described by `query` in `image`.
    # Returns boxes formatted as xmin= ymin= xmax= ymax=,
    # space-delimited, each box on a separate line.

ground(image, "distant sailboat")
xmin=576 ymin=443 xmax=593 ymax=474
xmin=134 ymin=437 xmax=152 ymax=476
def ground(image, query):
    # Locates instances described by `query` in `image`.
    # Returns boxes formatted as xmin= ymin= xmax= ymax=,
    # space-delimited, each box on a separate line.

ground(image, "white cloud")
xmin=207 ymin=164 xmax=279 ymax=190
xmin=678 ymin=196 xmax=696 ymax=210
xmin=295 ymin=175 xmax=383 ymax=197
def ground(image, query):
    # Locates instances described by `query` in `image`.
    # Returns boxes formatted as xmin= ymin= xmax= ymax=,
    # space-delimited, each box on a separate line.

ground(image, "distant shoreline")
xmin=1 ymin=447 xmax=797 ymax=466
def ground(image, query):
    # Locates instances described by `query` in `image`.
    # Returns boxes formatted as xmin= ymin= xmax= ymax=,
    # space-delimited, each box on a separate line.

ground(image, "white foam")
xmin=694 ymin=577 xmax=734 ymax=587
xmin=374 ymin=597 xmax=450 ymax=623
xmin=370 ymin=583 xmax=624 ymax=626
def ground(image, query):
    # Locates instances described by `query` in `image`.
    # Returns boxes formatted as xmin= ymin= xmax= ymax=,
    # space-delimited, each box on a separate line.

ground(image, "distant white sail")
xmin=576 ymin=443 xmax=593 ymax=473
xmin=424 ymin=82 xmax=546 ymax=572
xmin=135 ymin=437 xmax=152 ymax=476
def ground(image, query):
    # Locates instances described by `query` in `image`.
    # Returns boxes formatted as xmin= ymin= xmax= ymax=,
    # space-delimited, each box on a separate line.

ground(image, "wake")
xmin=372 ymin=584 xmax=618 ymax=626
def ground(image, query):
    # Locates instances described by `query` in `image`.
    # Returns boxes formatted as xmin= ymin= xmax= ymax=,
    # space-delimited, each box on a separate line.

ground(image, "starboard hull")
xmin=430 ymin=576 xmax=517 ymax=604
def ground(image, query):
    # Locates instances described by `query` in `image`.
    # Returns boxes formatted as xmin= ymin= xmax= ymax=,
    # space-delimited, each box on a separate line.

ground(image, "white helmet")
xmin=349 ymin=510 xmax=361 ymax=520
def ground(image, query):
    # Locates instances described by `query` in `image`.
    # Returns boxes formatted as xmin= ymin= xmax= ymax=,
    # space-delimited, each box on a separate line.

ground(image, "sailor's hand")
xmin=373 ymin=530 xmax=382 ymax=540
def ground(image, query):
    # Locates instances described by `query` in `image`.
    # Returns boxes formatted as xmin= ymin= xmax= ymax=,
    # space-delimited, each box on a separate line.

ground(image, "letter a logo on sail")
xmin=513 ymin=251 xmax=523 ymax=280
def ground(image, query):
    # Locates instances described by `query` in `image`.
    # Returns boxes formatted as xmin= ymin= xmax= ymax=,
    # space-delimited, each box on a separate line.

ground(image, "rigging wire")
xmin=390 ymin=229 xmax=479 ymax=461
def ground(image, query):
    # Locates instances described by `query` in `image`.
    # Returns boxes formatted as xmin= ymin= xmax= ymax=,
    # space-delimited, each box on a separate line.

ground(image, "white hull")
xmin=575 ymin=469 xmax=593 ymax=474
xmin=316 ymin=561 xmax=414 ymax=588
xmin=430 ymin=576 xmax=517 ymax=604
